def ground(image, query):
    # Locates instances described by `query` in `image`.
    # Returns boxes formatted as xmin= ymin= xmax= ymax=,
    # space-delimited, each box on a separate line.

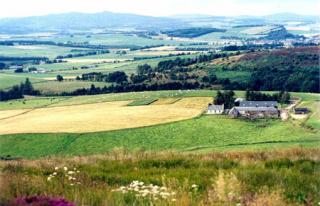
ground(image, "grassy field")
xmin=0 ymin=45 xmax=89 ymax=59
xmin=0 ymin=73 xmax=45 ymax=90
xmin=33 ymin=80 xmax=109 ymax=95
xmin=20 ymin=33 xmax=189 ymax=47
xmin=0 ymin=148 xmax=319 ymax=205
xmin=0 ymin=114 xmax=318 ymax=159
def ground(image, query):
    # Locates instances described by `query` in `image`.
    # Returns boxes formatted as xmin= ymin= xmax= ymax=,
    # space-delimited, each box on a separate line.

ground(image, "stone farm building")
xmin=229 ymin=107 xmax=279 ymax=119
xmin=239 ymin=101 xmax=278 ymax=108
xmin=207 ymin=104 xmax=224 ymax=114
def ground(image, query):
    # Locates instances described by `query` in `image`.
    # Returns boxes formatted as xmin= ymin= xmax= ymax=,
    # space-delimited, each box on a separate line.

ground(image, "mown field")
xmin=0 ymin=97 xmax=211 ymax=134
xmin=0 ymin=148 xmax=319 ymax=206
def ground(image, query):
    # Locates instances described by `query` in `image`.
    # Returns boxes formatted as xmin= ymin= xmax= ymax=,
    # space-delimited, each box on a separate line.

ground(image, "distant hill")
xmin=0 ymin=12 xmax=317 ymax=34
xmin=263 ymin=13 xmax=319 ymax=23
xmin=0 ymin=11 xmax=184 ymax=33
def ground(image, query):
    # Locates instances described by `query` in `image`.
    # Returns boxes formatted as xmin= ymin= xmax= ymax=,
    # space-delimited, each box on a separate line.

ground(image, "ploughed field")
xmin=0 ymin=97 xmax=211 ymax=134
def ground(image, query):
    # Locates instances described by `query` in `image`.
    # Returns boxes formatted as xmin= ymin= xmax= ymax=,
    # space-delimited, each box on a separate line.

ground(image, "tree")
xmin=56 ymin=75 xmax=64 ymax=82
xmin=137 ymin=64 xmax=152 ymax=75
xmin=214 ymin=90 xmax=235 ymax=109
xmin=14 ymin=68 xmax=23 ymax=73
xmin=20 ymin=78 xmax=34 ymax=95
xmin=0 ymin=62 xmax=6 ymax=70
xmin=106 ymin=71 xmax=128 ymax=84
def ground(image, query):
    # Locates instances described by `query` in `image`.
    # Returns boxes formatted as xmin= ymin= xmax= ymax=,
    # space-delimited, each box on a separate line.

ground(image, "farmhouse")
xmin=294 ymin=107 xmax=310 ymax=114
xmin=207 ymin=104 xmax=224 ymax=114
xmin=239 ymin=101 xmax=278 ymax=108
xmin=229 ymin=107 xmax=279 ymax=119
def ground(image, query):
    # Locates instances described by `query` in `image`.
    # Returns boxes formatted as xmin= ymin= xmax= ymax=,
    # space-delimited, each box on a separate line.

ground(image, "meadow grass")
xmin=0 ymin=148 xmax=319 ymax=206
xmin=0 ymin=115 xmax=318 ymax=159
xmin=33 ymin=80 xmax=109 ymax=95
xmin=0 ymin=45 xmax=89 ymax=59
xmin=0 ymin=73 xmax=44 ymax=90
xmin=127 ymin=98 xmax=158 ymax=106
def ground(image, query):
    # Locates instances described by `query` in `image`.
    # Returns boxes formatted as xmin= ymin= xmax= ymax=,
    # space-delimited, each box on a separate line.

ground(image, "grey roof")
xmin=239 ymin=101 xmax=278 ymax=107
xmin=208 ymin=105 xmax=224 ymax=110
xmin=234 ymin=107 xmax=278 ymax=112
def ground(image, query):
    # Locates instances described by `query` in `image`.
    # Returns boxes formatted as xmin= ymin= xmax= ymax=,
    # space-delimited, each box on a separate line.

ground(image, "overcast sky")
xmin=0 ymin=0 xmax=319 ymax=18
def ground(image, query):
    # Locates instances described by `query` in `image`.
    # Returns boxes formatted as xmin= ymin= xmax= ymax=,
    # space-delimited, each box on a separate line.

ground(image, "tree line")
xmin=0 ymin=79 xmax=40 ymax=101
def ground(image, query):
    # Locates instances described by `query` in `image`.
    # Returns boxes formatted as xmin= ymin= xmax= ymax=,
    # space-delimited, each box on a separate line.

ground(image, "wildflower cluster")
xmin=112 ymin=180 xmax=176 ymax=202
xmin=47 ymin=166 xmax=81 ymax=186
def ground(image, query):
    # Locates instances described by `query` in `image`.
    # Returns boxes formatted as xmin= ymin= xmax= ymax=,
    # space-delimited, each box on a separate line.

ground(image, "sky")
xmin=0 ymin=0 xmax=319 ymax=18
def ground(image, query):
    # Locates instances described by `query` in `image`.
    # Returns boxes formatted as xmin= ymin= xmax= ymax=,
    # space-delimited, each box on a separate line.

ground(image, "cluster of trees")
xmin=56 ymin=50 xmax=110 ymax=59
xmin=162 ymin=28 xmax=226 ymax=38
xmin=245 ymin=90 xmax=290 ymax=104
xmin=214 ymin=90 xmax=235 ymax=109
xmin=222 ymin=43 xmax=284 ymax=51
xmin=249 ymin=66 xmax=319 ymax=93
xmin=0 ymin=56 xmax=48 ymax=66
xmin=133 ymin=52 xmax=190 ymax=61
xmin=0 ymin=79 xmax=40 ymax=101
xmin=81 ymin=71 xmax=128 ymax=84
xmin=61 ymin=82 xmax=201 ymax=96
xmin=155 ymin=53 xmax=229 ymax=72
xmin=0 ymin=62 xmax=6 ymax=70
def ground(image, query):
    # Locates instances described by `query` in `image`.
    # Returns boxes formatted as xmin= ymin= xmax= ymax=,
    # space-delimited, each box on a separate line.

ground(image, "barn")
xmin=229 ymin=107 xmax=279 ymax=119
xmin=239 ymin=101 xmax=278 ymax=108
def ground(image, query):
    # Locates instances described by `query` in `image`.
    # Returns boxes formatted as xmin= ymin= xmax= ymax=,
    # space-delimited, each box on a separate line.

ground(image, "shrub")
xmin=10 ymin=196 xmax=75 ymax=206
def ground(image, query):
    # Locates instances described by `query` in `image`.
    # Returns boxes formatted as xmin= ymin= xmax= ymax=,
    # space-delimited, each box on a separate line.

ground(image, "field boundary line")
xmin=182 ymin=138 xmax=320 ymax=152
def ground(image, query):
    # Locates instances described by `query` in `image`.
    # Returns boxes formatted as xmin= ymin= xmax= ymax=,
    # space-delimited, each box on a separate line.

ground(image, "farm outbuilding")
xmin=207 ymin=104 xmax=224 ymax=114
xmin=229 ymin=107 xmax=279 ymax=119
xmin=239 ymin=101 xmax=278 ymax=108
xmin=294 ymin=108 xmax=310 ymax=114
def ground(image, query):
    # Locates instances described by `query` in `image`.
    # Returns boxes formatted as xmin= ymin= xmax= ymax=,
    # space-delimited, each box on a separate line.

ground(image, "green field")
xmin=0 ymin=45 xmax=89 ymax=59
xmin=33 ymin=80 xmax=109 ymax=95
xmin=0 ymin=114 xmax=319 ymax=159
xmin=0 ymin=53 xmax=201 ymax=91
xmin=18 ymin=33 xmax=189 ymax=47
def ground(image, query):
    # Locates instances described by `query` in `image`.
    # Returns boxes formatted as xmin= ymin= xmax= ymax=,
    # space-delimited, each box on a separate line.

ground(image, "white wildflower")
xmin=52 ymin=172 xmax=57 ymax=176
xmin=63 ymin=167 xmax=68 ymax=171
xmin=191 ymin=184 xmax=198 ymax=188
xmin=67 ymin=171 xmax=75 ymax=175
xmin=172 ymin=198 xmax=176 ymax=202
xmin=54 ymin=167 xmax=59 ymax=170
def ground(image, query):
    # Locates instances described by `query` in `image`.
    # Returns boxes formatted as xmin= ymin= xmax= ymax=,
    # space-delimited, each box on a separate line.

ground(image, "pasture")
xmin=0 ymin=45 xmax=89 ymax=59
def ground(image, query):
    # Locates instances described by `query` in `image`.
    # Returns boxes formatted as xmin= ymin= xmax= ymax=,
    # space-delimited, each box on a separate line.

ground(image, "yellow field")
xmin=0 ymin=110 xmax=27 ymax=120
xmin=0 ymin=97 xmax=211 ymax=134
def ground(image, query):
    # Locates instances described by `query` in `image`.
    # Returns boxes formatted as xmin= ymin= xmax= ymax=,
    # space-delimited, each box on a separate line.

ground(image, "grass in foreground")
xmin=0 ymin=148 xmax=319 ymax=206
